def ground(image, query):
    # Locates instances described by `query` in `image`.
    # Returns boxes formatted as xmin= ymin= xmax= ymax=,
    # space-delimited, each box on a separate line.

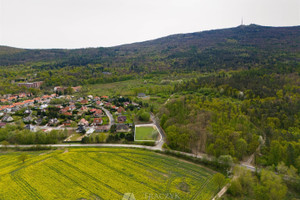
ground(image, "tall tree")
xmin=286 ymin=143 xmax=295 ymax=166
xmin=212 ymin=173 xmax=226 ymax=191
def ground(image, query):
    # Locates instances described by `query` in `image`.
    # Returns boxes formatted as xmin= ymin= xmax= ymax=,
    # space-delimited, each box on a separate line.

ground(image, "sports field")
xmin=0 ymin=148 xmax=220 ymax=200
xmin=135 ymin=126 xmax=158 ymax=141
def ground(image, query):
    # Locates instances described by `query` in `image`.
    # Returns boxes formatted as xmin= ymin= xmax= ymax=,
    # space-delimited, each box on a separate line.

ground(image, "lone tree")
xmin=212 ymin=173 xmax=226 ymax=191
xmin=18 ymin=153 xmax=28 ymax=164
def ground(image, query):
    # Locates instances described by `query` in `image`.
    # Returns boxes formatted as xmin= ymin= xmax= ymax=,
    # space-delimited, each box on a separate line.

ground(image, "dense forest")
xmin=159 ymin=65 xmax=300 ymax=170
xmin=156 ymin=65 xmax=300 ymax=198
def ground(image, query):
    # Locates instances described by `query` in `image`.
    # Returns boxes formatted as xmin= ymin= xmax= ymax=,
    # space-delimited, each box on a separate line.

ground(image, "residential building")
xmin=18 ymin=81 xmax=43 ymax=88
xmin=116 ymin=124 xmax=130 ymax=132
xmin=78 ymin=118 xmax=89 ymax=126
xmin=117 ymin=116 xmax=127 ymax=123
xmin=95 ymin=125 xmax=110 ymax=132
xmin=92 ymin=118 xmax=103 ymax=126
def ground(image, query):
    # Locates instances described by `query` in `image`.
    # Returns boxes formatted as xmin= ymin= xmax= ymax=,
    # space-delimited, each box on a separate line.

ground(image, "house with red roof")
xmin=90 ymin=108 xmax=97 ymax=113
xmin=92 ymin=118 xmax=103 ymax=126
xmin=96 ymin=101 xmax=102 ymax=106
xmin=63 ymin=120 xmax=73 ymax=126
xmin=78 ymin=118 xmax=89 ymax=126
xmin=93 ymin=109 xmax=103 ymax=117
xmin=80 ymin=99 xmax=89 ymax=104
xmin=117 ymin=106 xmax=125 ymax=114
xmin=63 ymin=112 xmax=72 ymax=116
xmin=80 ymin=106 xmax=88 ymax=112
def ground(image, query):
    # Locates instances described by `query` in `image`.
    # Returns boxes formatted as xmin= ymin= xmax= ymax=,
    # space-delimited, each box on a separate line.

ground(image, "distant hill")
xmin=1 ymin=24 xmax=299 ymax=71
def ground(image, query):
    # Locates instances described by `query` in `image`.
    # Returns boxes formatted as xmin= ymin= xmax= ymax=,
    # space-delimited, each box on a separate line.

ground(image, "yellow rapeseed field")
xmin=0 ymin=148 xmax=219 ymax=199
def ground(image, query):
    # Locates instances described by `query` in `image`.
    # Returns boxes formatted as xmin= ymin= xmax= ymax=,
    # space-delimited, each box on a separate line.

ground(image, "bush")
xmin=125 ymin=133 xmax=134 ymax=141
xmin=161 ymin=150 xmax=230 ymax=173
xmin=228 ymin=179 xmax=243 ymax=196
xmin=138 ymin=112 xmax=150 ymax=121
xmin=81 ymin=136 xmax=90 ymax=144
xmin=134 ymin=141 xmax=156 ymax=146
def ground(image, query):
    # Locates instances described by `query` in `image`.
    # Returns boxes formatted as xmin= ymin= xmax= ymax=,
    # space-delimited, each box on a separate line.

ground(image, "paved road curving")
xmin=150 ymin=112 xmax=166 ymax=150
xmin=101 ymin=106 xmax=114 ymax=128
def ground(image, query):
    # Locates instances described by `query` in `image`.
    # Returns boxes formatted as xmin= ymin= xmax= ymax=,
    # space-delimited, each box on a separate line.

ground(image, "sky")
xmin=0 ymin=0 xmax=299 ymax=49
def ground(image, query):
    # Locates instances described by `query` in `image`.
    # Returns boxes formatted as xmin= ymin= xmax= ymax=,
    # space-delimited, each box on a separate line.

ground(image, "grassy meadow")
xmin=82 ymin=79 xmax=145 ymax=96
xmin=0 ymin=148 xmax=220 ymax=200
xmin=135 ymin=126 xmax=158 ymax=141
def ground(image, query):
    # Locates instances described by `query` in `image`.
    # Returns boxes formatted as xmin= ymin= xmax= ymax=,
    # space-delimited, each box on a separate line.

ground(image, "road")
xmin=1 ymin=143 xmax=162 ymax=151
xmin=101 ymin=106 xmax=114 ymax=128
xmin=150 ymin=112 xmax=166 ymax=150
xmin=0 ymin=142 xmax=256 ymax=172
xmin=212 ymin=183 xmax=230 ymax=200
xmin=212 ymin=176 xmax=238 ymax=200
xmin=163 ymin=94 xmax=174 ymax=105
xmin=240 ymin=163 xmax=256 ymax=171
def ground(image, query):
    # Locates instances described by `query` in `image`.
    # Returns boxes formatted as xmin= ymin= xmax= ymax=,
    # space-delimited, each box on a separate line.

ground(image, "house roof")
xmin=64 ymin=112 xmax=72 ymax=116
xmin=116 ymin=124 xmax=130 ymax=131
xmin=90 ymin=108 xmax=97 ymax=112
xmin=138 ymin=93 xmax=146 ymax=97
xmin=80 ymin=106 xmax=88 ymax=110
xmin=117 ymin=116 xmax=126 ymax=122
xmin=96 ymin=125 xmax=110 ymax=130
xmin=117 ymin=107 xmax=125 ymax=113
xmin=79 ymin=118 xmax=88 ymax=123
xmin=95 ymin=109 xmax=102 ymax=114
xmin=93 ymin=118 xmax=103 ymax=123
xmin=80 ymin=99 xmax=89 ymax=104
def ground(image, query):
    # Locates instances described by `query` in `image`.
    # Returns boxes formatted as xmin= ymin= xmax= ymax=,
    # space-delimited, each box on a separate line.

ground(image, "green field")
xmin=82 ymin=79 xmax=145 ymax=96
xmin=135 ymin=126 xmax=158 ymax=141
xmin=0 ymin=148 xmax=220 ymax=200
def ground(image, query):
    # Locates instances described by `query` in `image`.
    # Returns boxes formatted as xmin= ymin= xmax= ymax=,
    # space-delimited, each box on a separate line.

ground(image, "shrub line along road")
xmin=0 ymin=111 xmax=256 ymax=172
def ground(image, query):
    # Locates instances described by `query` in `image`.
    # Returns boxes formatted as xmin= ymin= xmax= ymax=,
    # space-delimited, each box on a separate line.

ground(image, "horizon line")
xmin=1 ymin=23 xmax=299 ymax=50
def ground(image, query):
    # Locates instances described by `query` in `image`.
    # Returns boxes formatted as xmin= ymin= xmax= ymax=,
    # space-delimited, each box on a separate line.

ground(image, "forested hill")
xmin=1 ymin=24 xmax=299 ymax=71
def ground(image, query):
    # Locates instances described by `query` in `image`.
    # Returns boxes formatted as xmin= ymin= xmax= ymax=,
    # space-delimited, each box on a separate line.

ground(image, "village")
xmin=0 ymin=85 xmax=159 ymax=144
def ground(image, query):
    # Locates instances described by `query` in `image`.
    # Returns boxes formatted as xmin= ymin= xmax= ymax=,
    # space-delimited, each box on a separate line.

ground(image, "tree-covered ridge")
xmin=0 ymin=24 xmax=299 ymax=95
xmin=1 ymin=24 xmax=299 ymax=69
